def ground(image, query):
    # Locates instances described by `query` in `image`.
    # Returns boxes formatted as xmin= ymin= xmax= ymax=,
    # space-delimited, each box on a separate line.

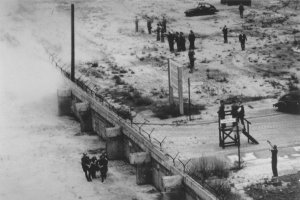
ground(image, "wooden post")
xmin=188 ymin=78 xmax=191 ymax=121
xmin=168 ymin=59 xmax=174 ymax=105
xmin=71 ymin=4 xmax=75 ymax=82
xmin=178 ymin=67 xmax=184 ymax=115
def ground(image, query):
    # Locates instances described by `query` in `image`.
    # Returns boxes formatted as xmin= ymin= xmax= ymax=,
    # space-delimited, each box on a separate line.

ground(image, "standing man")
xmin=239 ymin=4 xmax=244 ymax=18
xmin=222 ymin=25 xmax=228 ymax=43
xmin=218 ymin=100 xmax=225 ymax=120
xmin=188 ymin=49 xmax=195 ymax=73
xmin=188 ymin=30 xmax=196 ymax=50
xmin=239 ymin=32 xmax=247 ymax=51
xmin=267 ymin=141 xmax=278 ymax=177
xmin=81 ymin=153 xmax=92 ymax=182
xmin=237 ymin=101 xmax=245 ymax=130
xmin=162 ymin=16 xmax=167 ymax=33
xmin=175 ymin=32 xmax=180 ymax=51
xmin=147 ymin=18 xmax=152 ymax=34
xmin=167 ymin=31 xmax=174 ymax=52
xmin=156 ymin=23 xmax=161 ymax=41
xmin=135 ymin=16 xmax=139 ymax=32
xmin=161 ymin=29 xmax=165 ymax=43
xmin=179 ymin=32 xmax=186 ymax=51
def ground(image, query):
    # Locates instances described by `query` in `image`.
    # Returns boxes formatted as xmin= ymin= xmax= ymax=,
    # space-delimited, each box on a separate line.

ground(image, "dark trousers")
xmin=240 ymin=11 xmax=243 ymax=18
xmin=169 ymin=42 xmax=174 ymax=52
xmin=272 ymin=160 xmax=278 ymax=177
xmin=83 ymin=169 xmax=92 ymax=182
xmin=189 ymin=42 xmax=195 ymax=50
xmin=224 ymin=35 xmax=227 ymax=43
xmin=241 ymin=42 xmax=245 ymax=50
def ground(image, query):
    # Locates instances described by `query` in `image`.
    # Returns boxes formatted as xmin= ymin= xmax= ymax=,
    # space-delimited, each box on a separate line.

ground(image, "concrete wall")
xmin=59 ymin=79 xmax=217 ymax=200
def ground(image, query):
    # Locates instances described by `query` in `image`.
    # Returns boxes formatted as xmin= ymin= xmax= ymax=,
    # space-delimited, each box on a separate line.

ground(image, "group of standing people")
xmin=81 ymin=153 xmax=108 ymax=182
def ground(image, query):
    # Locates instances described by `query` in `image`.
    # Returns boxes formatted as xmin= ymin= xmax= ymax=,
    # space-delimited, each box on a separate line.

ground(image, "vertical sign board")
xmin=168 ymin=59 xmax=184 ymax=115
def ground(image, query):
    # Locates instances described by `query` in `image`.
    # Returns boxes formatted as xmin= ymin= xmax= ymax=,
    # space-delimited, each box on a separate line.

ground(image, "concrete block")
xmin=162 ymin=175 xmax=183 ymax=191
xmin=75 ymin=102 xmax=89 ymax=112
xmin=57 ymin=88 xmax=72 ymax=116
xmin=105 ymin=126 xmax=121 ymax=138
xmin=106 ymin=136 xmax=124 ymax=160
xmin=129 ymin=152 xmax=151 ymax=165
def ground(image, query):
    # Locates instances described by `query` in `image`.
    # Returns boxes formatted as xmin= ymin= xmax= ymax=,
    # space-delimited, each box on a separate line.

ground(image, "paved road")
xmin=150 ymin=108 xmax=300 ymax=162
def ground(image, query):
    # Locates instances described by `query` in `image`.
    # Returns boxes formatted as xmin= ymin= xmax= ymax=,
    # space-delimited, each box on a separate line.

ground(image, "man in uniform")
xmin=222 ymin=25 xmax=228 ymax=43
xmin=188 ymin=49 xmax=195 ymax=73
xmin=239 ymin=32 xmax=247 ymax=51
xmin=135 ymin=16 xmax=139 ymax=32
xmin=188 ymin=30 xmax=196 ymax=50
xmin=98 ymin=153 xmax=108 ymax=182
xmin=179 ymin=32 xmax=186 ymax=51
xmin=268 ymin=141 xmax=278 ymax=177
xmin=167 ymin=31 xmax=174 ymax=52
xmin=147 ymin=18 xmax=152 ymax=34
xmin=156 ymin=23 xmax=161 ymax=41
xmin=162 ymin=16 xmax=167 ymax=33
xmin=81 ymin=153 xmax=92 ymax=182
xmin=174 ymin=32 xmax=180 ymax=51
xmin=239 ymin=4 xmax=244 ymax=18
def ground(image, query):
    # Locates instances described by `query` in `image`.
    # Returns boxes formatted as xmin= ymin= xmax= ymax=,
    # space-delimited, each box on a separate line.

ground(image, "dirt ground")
xmin=245 ymin=172 xmax=300 ymax=200
xmin=1 ymin=0 xmax=300 ymax=199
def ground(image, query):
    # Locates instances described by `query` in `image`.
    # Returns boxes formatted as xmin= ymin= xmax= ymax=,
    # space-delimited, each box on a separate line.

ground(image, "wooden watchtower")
xmin=218 ymin=104 xmax=258 ymax=149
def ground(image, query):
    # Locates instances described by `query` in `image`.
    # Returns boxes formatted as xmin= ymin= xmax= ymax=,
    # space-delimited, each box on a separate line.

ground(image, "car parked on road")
xmin=273 ymin=91 xmax=300 ymax=113
xmin=184 ymin=3 xmax=218 ymax=17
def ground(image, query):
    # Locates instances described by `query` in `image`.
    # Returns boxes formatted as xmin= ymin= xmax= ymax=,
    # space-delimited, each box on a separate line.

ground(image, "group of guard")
xmin=134 ymin=4 xmax=248 ymax=72
xmin=81 ymin=152 xmax=108 ymax=182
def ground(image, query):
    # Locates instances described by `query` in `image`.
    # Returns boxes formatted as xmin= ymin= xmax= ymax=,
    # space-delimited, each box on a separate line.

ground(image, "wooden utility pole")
xmin=71 ymin=4 xmax=75 ymax=82
xmin=188 ymin=78 xmax=191 ymax=121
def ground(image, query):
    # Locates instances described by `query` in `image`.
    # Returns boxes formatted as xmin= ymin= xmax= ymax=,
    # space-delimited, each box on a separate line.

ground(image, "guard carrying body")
xmin=81 ymin=153 xmax=92 ymax=182
xmin=188 ymin=30 xmax=196 ymax=50
xmin=188 ymin=49 xmax=195 ymax=73
xmin=222 ymin=25 xmax=228 ymax=43
xmin=239 ymin=4 xmax=244 ymax=18
xmin=97 ymin=153 xmax=108 ymax=182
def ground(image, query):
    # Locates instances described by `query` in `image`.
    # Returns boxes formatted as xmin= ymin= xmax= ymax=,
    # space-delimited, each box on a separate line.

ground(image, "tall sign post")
xmin=71 ymin=4 xmax=75 ymax=82
xmin=168 ymin=59 xmax=184 ymax=115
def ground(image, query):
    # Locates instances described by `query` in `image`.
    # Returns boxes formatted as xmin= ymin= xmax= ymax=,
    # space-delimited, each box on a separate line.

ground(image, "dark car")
xmin=273 ymin=91 xmax=300 ymax=113
xmin=185 ymin=3 xmax=218 ymax=17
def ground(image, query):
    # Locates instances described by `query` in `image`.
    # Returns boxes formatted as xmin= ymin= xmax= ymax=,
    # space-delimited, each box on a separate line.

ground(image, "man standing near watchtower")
xmin=268 ymin=141 xmax=278 ymax=177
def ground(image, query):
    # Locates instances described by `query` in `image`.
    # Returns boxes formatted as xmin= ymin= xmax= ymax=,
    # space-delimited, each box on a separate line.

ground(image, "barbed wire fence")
xmin=47 ymin=51 xmax=198 ymax=172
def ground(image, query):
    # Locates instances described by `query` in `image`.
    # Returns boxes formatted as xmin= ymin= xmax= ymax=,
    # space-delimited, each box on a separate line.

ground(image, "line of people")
xmin=81 ymin=152 xmax=108 ymax=182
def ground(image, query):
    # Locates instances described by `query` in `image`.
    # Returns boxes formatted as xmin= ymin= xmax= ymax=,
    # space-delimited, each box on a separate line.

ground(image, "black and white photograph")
xmin=0 ymin=0 xmax=300 ymax=199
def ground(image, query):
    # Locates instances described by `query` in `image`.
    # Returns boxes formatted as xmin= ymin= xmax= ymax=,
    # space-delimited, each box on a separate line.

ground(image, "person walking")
xmin=188 ymin=30 xmax=196 ymax=50
xmin=267 ymin=140 xmax=278 ymax=177
xmin=81 ymin=153 xmax=92 ymax=182
xmin=147 ymin=18 xmax=152 ymax=34
xmin=156 ymin=23 xmax=161 ymax=41
xmin=135 ymin=16 xmax=139 ymax=32
xmin=188 ymin=49 xmax=195 ymax=73
xmin=239 ymin=4 xmax=244 ymax=18
xmin=98 ymin=153 xmax=108 ymax=182
xmin=167 ymin=31 xmax=174 ymax=52
xmin=222 ymin=25 xmax=228 ymax=43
